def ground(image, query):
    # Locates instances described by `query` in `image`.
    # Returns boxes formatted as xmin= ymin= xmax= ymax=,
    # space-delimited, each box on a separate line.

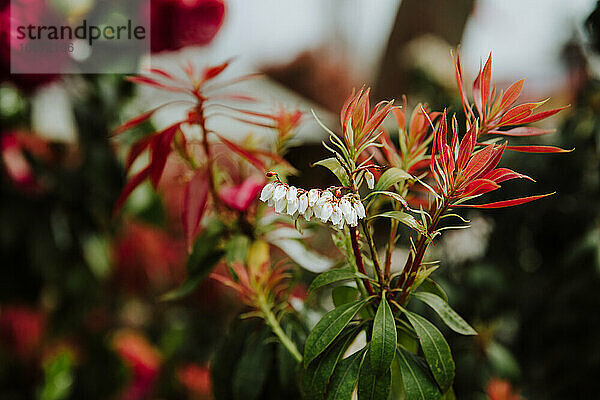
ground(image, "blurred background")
xmin=1 ymin=0 xmax=600 ymax=398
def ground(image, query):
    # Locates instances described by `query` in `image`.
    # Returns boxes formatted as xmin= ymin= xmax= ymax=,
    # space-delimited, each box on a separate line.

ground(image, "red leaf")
xmin=457 ymin=122 xmax=478 ymax=170
xmin=126 ymin=76 xmax=188 ymax=93
xmin=506 ymin=145 xmax=573 ymax=153
xmin=514 ymin=106 xmax=569 ymax=125
xmin=461 ymin=178 xmax=500 ymax=197
xmin=202 ymin=61 xmax=230 ymax=82
xmin=149 ymin=124 xmax=180 ymax=187
xmin=215 ymin=134 xmax=266 ymax=171
xmin=480 ymin=53 xmax=492 ymax=115
xmin=126 ymin=135 xmax=154 ymax=170
xmin=452 ymin=192 xmax=555 ymax=209
xmin=500 ymin=79 xmax=524 ymax=111
xmin=451 ymin=50 xmax=474 ymax=119
xmin=182 ymin=169 xmax=210 ymax=251
xmin=114 ymin=105 xmax=164 ymax=136
xmin=483 ymin=167 xmax=534 ymax=183
xmin=498 ymin=103 xmax=538 ymax=126
xmin=473 ymin=67 xmax=483 ymax=117
xmin=488 ymin=127 xmax=554 ymax=137
xmin=113 ymin=165 xmax=152 ymax=216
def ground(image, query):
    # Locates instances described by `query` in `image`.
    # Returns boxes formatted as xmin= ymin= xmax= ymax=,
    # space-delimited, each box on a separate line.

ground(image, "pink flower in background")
xmin=219 ymin=175 xmax=264 ymax=212
xmin=0 ymin=306 xmax=46 ymax=361
xmin=151 ymin=0 xmax=226 ymax=53
xmin=177 ymin=363 xmax=211 ymax=398
xmin=0 ymin=0 xmax=62 ymax=92
xmin=113 ymin=330 xmax=161 ymax=400
xmin=113 ymin=220 xmax=185 ymax=293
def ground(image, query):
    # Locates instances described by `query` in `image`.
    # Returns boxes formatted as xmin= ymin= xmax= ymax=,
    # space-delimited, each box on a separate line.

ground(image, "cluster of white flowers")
xmin=259 ymin=181 xmax=366 ymax=229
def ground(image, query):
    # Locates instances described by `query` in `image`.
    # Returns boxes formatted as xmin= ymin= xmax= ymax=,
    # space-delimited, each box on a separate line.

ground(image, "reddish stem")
xmin=349 ymin=226 xmax=374 ymax=296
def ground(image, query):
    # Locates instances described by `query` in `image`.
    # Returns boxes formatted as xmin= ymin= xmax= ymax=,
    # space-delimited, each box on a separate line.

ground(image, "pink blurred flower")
xmin=113 ymin=220 xmax=186 ymax=293
xmin=0 ymin=0 xmax=63 ymax=92
xmin=218 ymin=175 xmax=264 ymax=212
xmin=1 ymin=132 xmax=54 ymax=193
xmin=150 ymin=0 xmax=226 ymax=53
xmin=113 ymin=330 xmax=161 ymax=400
xmin=0 ymin=306 xmax=46 ymax=361
xmin=486 ymin=378 xmax=521 ymax=400
xmin=177 ymin=363 xmax=211 ymax=398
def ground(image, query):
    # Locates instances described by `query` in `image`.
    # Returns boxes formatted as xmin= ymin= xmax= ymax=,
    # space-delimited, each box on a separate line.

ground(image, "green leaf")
xmin=370 ymin=297 xmax=397 ymax=374
xmin=309 ymin=268 xmax=368 ymax=293
xmin=369 ymin=211 xmax=427 ymax=236
xmin=374 ymin=167 xmax=412 ymax=191
xmin=40 ymin=350 xmax=74 ymax=400
xmin=278 ymin=317 xmax=306 ymax=393
xmin=358 ymin=348 xmax=391 ymax=400
xmin=233 ymin=326 xmax=271 ymax=400
xmin=211 ymin=318 xmax=260 ymax=400
xmin=396 ymin=348 xmax=442 ymax=400
xmin=325 ymin=348 xmax=366 ymax=400
xmin=303 ymin=326 xmax=360 ymax=400
xmin=413 ymin=265 xmax=439 ymax=290
xmin=313 ymin=157 xmax=351 ymax=187
xmin=160 ymin=220 xmax=225 ymax=301
xmin=332 ymin=286 xmax=360 ymax=306
xmin=304 ymin=299 xmax=368 ymax=366
xmin=404 ymin=311 xmax=455 ymax=392
xmin=416 ymin=278 xmax=448 ymax=302
xmin=412 ymin=292 xmax=477 ymax=336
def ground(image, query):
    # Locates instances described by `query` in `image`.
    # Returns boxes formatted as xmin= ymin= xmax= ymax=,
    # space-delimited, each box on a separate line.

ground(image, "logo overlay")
xmin=9 ymin=0 xmax=150 ymax=74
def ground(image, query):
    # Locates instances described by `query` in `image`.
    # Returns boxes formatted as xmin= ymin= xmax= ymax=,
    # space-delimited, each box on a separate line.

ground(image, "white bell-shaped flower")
xmin=319 ymin=202 xmax=333 ymax=222
xmin=274 ymin=197 xmax=287 ymax=213
xmin=298 ymin=193 xmax=308 ymax=214
xmin=287 ymin=196 xmax=299 ymax=215
xmin=354 ymin=199 xmax=366 ymax=219
xmin=260 ymin=182 xmax=275 ymax=201
xmin=330 ymin=204 xmax=343 ymax=226
xmin=308 ymin=189 xmax=320 ymax=206
xmin=273 ymin=184 xmax=288 ymax=201
xmin=286 ymin=186 xmax=298 ymax=201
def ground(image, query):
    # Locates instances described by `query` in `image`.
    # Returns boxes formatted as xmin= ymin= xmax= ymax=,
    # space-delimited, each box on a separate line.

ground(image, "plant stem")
xmin=360 ymin=220 xmax=385 ymax=288
xmin=397 ymin=198 xmax=449 ymax=304
xmin=349 ymin=226 xmax=375 ymax=296
xmin=259 ymin=300 xmax=303 ymax=363
xmin=198 ymin=102 xmax=220 ymax=208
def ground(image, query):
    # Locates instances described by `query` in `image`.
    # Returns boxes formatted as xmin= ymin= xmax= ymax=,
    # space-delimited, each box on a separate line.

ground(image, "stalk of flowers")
xmin=259 ymin=176 xmax=366 ymax=229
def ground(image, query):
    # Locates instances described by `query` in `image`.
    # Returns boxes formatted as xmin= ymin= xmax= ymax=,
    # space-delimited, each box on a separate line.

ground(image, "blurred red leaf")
xmin=215 ymin=134 xmax=266 ymax=171
xmin=182 ymin=168 xmax=210 ymax=251
xmin=149 ymin=124 xmax=180 ymax=187
xmin=114 ymin=165 xmax=152 ymax=216
xmin=126 ymin=135 xmax=154 ymax=171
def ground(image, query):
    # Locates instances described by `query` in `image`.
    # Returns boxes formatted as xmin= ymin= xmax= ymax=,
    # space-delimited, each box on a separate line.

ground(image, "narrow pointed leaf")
xmin=416 ymin=278 xmax=448 ymax=302
xmin=412 ymin=292 xmax=477 ymax=336
xmin=125 ymin=135 xmax=154 ymax=170
xmin=515 ymin=105 xmax=568 ymax=124
xmin=371 ymin=297 xmax=397 ymax=374
xmin=304 ymin=299 xmax=368 ymax=366
xmin=369 ymin=211 xmax=427 ymax=236
xmin=309 ymin=268 xmax=368 ymax=293
xmin=358 ymin=348 xmax=391 ymax=400
xmin=506 ymin=145 xmax=572 ymax=153
xmin=488 ymin=127 xmax=554 ymax=137
xmin=325 ymin=348 xmax=366 ymax=400
xmin=182 ymin=168 xmax=210 ymax=251
xmin=405 ymin=311 xmax=455 ymax=392
xmin=374 ymin=167 xmax=412 ymax=191
xmin=452 ymin=192 xmax=555 ymax=209
xmin=113 ymin=165 xmax=151 ymax=215
xmin=500 ymin=79 xmax=524 ymax=111
xmin=216 ymin=134 xmax=266 ymax=171
xmin=312 ymin=157 xmax=351 ymax=187
xmin=303 ymin=327 xmax=360 ymax=400
xmin=396 ymin=348 xmax=442 ymax=400
xmin=232 ymin=327 xmax=271 ymax=400
xmin=149 ymin=124 xmax=179 ymax=187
